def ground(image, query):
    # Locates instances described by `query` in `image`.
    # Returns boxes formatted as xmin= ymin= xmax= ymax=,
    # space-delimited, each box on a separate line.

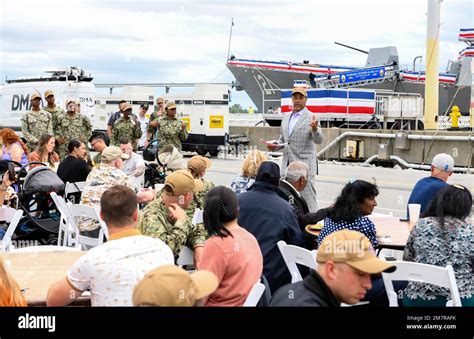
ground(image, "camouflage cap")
xmin=165 ymin=102 xmax=176 ymax=110
xmin=187 ymin=155 xmax=212 ymax=175
xmin=163 ymin=170 xmax=203 ymax=196
xmin=101 ymin=146 xmax=130 ymax=161
xmin=44 ymin=90 xmax=54 ymax=98
xmin=133 ymin=265 xmax=218 ymax=306
xmin=30 ymin=93 xmax=41 ymax=101
xmin=156 ymin=97 xmax=165 ymax=104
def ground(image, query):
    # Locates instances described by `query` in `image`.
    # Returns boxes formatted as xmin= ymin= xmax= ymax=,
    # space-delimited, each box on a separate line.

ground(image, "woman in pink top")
xmin=198 ymin=186 xmax=263 ymax=307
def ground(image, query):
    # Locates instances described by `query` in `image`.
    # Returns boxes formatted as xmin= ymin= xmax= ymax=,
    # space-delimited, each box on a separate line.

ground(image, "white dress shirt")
xmin=288 ymin=109 xmax=303 ymax=136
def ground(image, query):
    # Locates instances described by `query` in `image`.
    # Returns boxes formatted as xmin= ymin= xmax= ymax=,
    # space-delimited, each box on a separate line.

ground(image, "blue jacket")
xmin=237 ymin=181 xmax=304 ymax=293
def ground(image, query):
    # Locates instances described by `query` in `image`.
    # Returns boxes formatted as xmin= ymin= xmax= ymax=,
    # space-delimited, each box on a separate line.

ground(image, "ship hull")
xmin=227 ymin=64 xmax=471 ymax=116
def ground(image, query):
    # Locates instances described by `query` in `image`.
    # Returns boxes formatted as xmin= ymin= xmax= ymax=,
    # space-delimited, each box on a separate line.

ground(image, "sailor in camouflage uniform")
xmin=21 ymin=92 xmax=53 ymax=151
xmin=147 ymin=97 xmax=165 ymax=142
xmin=55 ymin=99 xmax=93 ymax=159
xmin=79 ymin=146 xmax=135 ymax=232
xmin=111 ymin=103 xmax=142 ymax=152
xmin=156 ymin=101 xmax=188 ymax=151
xmin=138 ymin=170 xmax=207 ymax=260
xmin=186 ymin=155 xmax=215 ymax=210
xmin=43 ymin=89 xmax=65 ymax=135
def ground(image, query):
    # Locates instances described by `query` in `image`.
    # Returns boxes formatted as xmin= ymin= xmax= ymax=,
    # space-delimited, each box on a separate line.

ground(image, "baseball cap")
xmin=187 ymin=155 xmax=211 ymax=175
xmin=122 ymin=103 xmax=133 ymax=112
xmin=133 ymin=265 xmax=219 ymax=306
xmin=166 ymin=102 xmax=177 ymax=110
xmin=163 ymin=170 xmax=203 ymax=196
xmin=140 ymin=103 xmax=149 ymax=109
xmin=44 ymin=90 xmax=54 ymax=98
xmin=30 ymin=93 xmax=41 ymax=101
xmin=431 ymin=153 xmax=454 ymax=172
xmin=291 ymin=87 xmax=307 ymax=97
xmin=255 ymin=161 xmax=281 ymax=186
xmin=100 ymin=146 xmax=129 ymax=161
xmin=317 ymin=230 xmax=396 ymax=274
xmin=65 ymin=98 xmax=76 ymax=107
xmin=156 ymin=97 xmax=165 ymax=104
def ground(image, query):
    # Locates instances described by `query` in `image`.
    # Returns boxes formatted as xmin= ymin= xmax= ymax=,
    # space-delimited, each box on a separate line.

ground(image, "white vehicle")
xmin=95 ymin=86 xmax=155 ymax=130
xmin=163 ymin=84 xmax=230 ymax=156
xmin=0 ymin=67 xmax=97 ymax=132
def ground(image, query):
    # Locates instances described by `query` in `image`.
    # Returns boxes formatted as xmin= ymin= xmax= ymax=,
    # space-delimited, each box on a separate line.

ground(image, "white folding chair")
xmin=177 ymin=246 xmax=195 ymax=267
xmin=277 ymin=240 xmax=318 ymax=283
xmin=382 ymin=261 xmax=462 ymax=307
xmin=50 ymin=192 xmax=77 ymax=247
xmin=64 ymin=181 xmax=86 ymax=204
xmin=1 ymin=207 xmax=23 ymax=252
xmin=243 ymin=282 xmax=266 ymax=307
xmin=68 ymin=204 xmax=109 ymax=250
xmin=10 ymin=245 xmax=82 ymax=253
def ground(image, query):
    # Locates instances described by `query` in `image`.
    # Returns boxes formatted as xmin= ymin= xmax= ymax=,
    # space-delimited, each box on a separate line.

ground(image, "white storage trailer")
xmin=0 ymin=68 xmax=97 ymax=132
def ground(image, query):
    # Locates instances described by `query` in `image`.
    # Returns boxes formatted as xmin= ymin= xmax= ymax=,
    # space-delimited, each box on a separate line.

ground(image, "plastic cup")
xmin=408 ymin=204 xmax=421 ymax=223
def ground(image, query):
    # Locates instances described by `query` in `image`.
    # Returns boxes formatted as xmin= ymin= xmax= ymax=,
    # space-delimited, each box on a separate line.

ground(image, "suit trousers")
xmin=300 ymin=175 xmax=318 ymax=213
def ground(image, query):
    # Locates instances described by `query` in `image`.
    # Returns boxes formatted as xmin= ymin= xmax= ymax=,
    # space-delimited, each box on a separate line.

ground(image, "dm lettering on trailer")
xmin=79 ymin=97 xmax=95 ymax=107
xmin=11 ymin=94 xmax=34 ymax=111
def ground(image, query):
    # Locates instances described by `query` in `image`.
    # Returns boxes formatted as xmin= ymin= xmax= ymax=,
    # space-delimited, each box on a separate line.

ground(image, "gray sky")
xmin=1 ymin=0 xmax=472 ymax=109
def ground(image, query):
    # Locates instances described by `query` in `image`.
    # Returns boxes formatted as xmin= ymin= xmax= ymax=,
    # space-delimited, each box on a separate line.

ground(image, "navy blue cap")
xmin=255 ymin=161 xmax=281 ymax=186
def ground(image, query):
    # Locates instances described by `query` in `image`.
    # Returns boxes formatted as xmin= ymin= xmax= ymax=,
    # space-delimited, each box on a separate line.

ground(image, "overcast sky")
xmin=1 ymin=0 xmax=472 ymax=109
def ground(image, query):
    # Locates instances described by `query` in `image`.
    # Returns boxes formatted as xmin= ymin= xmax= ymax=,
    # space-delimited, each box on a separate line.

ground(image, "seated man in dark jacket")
xmin=270 ymin=230 xmax=396 ymax=306
xmin=279 ymin=161 xmax=310 ymax=228
xmin=279 ymin=161 xmax=330 ymax=249
xmin=237 ymin=161 xmax=304 ymax=293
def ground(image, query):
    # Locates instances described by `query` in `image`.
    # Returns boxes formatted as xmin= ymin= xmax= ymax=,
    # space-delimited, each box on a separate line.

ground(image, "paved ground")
xmin=196 ymin=154 xmax=474 ymax=218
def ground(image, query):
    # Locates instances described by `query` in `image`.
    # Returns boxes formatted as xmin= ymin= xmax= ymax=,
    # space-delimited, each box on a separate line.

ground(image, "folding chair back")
xmin=65 ymin=181 xmax=86 ymax=203
xmin=177 ymin=246 xmax=195 ymax=267
xmin=243 ymin=282 xmax=266 ymax=307
xmin=1 ymin=208 xmax=23 ymax=252
xmin=277 ymin=240 xmax=318 ymax=283
xmin=68 ymin=204 xmax=108 ymax=249
xmin=382 ymin=261 xmax=462 ymax=307
xmin=50 ymin=192 xmax=78 ymax=247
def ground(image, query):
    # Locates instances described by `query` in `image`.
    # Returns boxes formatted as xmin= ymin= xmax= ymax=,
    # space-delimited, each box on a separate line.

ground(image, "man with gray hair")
xmin=279 ymin=161 xmax=330 ymax=240
xmin=279 ymin=161 xmax=310 ymax=228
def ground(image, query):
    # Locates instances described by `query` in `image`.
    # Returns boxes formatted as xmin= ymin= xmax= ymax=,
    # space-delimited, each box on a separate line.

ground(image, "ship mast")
xmin=226 ymin=18 xmax=234 ymax=61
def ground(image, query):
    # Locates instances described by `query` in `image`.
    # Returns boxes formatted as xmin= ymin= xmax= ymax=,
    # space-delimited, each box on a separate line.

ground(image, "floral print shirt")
xmin=403 ymin=216 xmax=473 ymax=300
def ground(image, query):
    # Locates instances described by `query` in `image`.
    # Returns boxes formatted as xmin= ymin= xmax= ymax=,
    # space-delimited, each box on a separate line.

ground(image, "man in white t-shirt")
xmin=137 ymin=103 xmax=149 ymax=150
xmin=46 ymin=185 xmax=174 ymax=306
